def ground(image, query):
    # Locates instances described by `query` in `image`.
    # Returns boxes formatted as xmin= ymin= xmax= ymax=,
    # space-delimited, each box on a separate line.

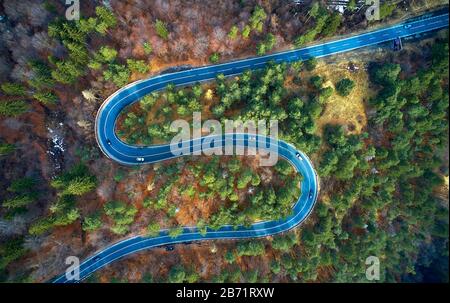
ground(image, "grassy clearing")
xmin=315 ymin=61 xmax=372 ymax=134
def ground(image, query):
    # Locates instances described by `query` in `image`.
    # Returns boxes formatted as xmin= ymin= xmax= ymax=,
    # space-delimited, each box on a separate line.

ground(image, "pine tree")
xmin=168 ymin=266 xmax=186 ymax=283
xmin=83 ymin=212 xmax=102 ymax=232
xmin=336 ymin=78 xmax=355 ymax=96
xmin=143 ymin=42 xmax=153 ymax=55
xmin=1 ymin=83 xmax=26 ymax=96
xmin=249 ymin=5 xmax=267 ymax=32
xmin=0 ymin=237 xmax=28 ymax=270
xmin=155 ymin=19 xmax=169 ymax=40
xmin=0 ymin=100 xmax=29 ymax=117
xmin=209 ymin=53 xmax=220 ymax=63
xmin=51 ymin=163 xmax=97 ymax=196
xmin=127 ymin=59 xmax=149 ymax=73
xmin=95 ymin=6 xmax=117 ymax=34
xmin=98 ymin=46 xmax=118 ymax=63
xmin=0 ymin=143 xmax=15 ymax=156
xmin=228 ymin=25 xmax=239 ymax=39
xmin=33 ymin=91 xmax=58 ymax=105
xmin=146 ymin=223 xmax=160 ymax=237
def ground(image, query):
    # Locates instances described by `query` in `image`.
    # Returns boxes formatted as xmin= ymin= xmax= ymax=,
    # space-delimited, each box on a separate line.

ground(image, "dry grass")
xmin=315 ymin=60 xmax=374 ymax=135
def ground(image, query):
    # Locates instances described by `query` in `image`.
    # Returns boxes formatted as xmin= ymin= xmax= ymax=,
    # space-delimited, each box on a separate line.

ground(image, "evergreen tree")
xmin=0 ymin=100 xmax=29 ymax=117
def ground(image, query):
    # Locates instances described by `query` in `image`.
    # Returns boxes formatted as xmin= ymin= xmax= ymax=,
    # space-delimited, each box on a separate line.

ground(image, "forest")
xmin=110 ymin=37 xmax=449 ymax=282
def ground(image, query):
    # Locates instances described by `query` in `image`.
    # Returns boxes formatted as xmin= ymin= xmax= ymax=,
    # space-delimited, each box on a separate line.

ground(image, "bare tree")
xmin=3 ymin=1 xmax=28 ymax=21
xmin=171 ymin=39 xmax=188 ymax=59
xmin=31 ymin=31 xmax=54 ymax=52
xmin=153 ymin=38 xmax=168 ymax=57
xmin=0 ymin=56 xmax=12 ymax=82
xmin=153 ymin=0 xmax=171 ymax=16
xmin=82 ymin=89 xmax=99 ymax=103
xmin=27 ymin=1 xmax=49 ymax=27
xmin=10 ymin=64 xmax=30 ymax=82
xmin=213 ymin=27 xmax=226 ymax=41
xmin=193 ymin=35 xmax=210 ymax=58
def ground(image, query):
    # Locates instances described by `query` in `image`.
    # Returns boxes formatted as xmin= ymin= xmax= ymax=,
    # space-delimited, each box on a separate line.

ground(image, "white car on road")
xmin=295 ymin=152 xmax=303 ymax=160
xmin=136 ymin=157 xmax=145 ymax=162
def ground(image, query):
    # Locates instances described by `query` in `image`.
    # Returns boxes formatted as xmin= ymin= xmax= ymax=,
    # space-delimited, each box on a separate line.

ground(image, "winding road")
xmin=52 ymin=12 xmax=449 ymax=283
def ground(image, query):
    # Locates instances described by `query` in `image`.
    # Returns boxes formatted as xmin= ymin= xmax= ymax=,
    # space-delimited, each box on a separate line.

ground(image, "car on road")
xmin=93 ymin=256 xmax=101 ymax=262
xmin=404 ymin=24 xmax=412 ymax=29
xmin=106 ymin=139 xmax=111 ymax=145
xmin=308 ymin=190 xmax=314 ymax=199
xmin=136 ymin=157 xmax=145 ymax=162
xmin=295 ymin=152 xmax=303 ymax=160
